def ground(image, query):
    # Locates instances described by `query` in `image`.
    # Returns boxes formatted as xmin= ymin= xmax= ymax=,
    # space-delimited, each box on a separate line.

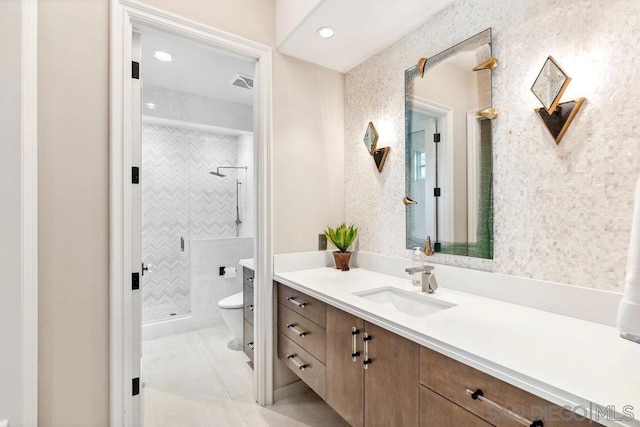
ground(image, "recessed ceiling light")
xmin=316 ymin=27 xmax=335 ymax=39
xmin=144 ymin=102 xmax=157 ymax=110
xmin=153 ymin=51 xmax=173 ymax=62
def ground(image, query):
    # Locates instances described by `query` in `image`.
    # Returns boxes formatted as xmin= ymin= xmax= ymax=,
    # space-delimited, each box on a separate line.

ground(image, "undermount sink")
xmin=353 ymin=287 xmax=455 ymax=318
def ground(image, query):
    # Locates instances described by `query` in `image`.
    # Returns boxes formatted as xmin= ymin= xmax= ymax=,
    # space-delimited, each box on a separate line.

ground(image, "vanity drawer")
xmin=243 ymin=284 xmax=254 ymax=324
xmin=420 ymin=386 xmax=491 ymax=427
xmin=243 ymin=267 xmax=254 ymax=288
xmin=420 ymin=347 xmax=594 ymax=427
xmin=243 ymin=319 xmax=254 ymax=364
xmin=277 ymin=282 xmax=326 ymax=327
xmin=278 ymin=332 xmax=326 ymax=400
xmin=278 ymin=304 xmax=326 ymax=363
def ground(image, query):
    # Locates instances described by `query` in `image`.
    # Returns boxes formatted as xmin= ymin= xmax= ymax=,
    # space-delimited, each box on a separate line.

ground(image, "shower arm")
xmin=210 ymin=166 xmax=248 ymax=177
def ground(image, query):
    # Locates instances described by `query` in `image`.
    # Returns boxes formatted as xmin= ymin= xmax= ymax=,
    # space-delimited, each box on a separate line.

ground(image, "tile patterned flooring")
xmin=142 ymin=324 xmax=348 ymax=426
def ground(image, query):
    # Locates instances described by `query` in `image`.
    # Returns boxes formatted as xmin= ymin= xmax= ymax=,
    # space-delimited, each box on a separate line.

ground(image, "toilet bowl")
xmin=218 ymin=291 xmax=244 ymax=347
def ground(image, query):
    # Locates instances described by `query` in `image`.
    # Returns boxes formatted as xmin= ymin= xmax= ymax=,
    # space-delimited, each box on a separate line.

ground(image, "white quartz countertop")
xmin=274 ymin=267 xmax=640 ymax=427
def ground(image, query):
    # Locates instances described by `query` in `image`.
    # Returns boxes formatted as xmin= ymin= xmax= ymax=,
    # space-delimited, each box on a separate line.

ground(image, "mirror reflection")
xmin=405 ymin=29 xmax=494 ymax=258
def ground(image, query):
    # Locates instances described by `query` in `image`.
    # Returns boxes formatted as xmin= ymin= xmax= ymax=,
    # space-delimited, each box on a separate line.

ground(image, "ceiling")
xmin=277 ymin=0 xmax=455 ymax=73
xmin=140 ymin=30 xmax=255 ymax=105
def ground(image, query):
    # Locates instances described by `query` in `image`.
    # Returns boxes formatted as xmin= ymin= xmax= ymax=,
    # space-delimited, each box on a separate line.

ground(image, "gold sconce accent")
xmin=403 ymin=196 xmax=417 ymax=205
xmin=535 ymin=97 xmax=585 ymax=145
xmin=373 ymin=147 xmax=390 ymax=173
xmin=418 ymin=58 xmax=427 ymax=78
xmin=424 ymin=236 xmax=434 ymax=256
xmin=477 ymin=107 xmax=498 ymax=120
xmin=472 ymin=56 xmax=499 ymax=71
xmin=531 ymin=56 xmax=585 ymax=144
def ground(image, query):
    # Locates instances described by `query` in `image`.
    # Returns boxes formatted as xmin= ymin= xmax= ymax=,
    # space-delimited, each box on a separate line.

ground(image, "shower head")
xmin=209 ymin=166 xmax=247 ymax=178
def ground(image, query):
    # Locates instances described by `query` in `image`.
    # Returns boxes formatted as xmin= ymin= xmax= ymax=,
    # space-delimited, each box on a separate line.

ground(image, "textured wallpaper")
xmin=345 ymin=0 xmax=640 ymax=291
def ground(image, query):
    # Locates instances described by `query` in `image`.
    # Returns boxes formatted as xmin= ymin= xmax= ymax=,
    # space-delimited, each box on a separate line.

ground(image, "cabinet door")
xmin=364 ymin=322 xmax=419 ymax=427
xmin=420 ymin=386 xmax=491 ymax=427
xmin=326 ymin=305 xmax=365 ymax=427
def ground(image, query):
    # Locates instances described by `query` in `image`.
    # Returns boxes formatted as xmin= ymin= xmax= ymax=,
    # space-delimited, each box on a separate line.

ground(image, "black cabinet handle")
xmin=465 ymin=388 xmax=543 ymax=426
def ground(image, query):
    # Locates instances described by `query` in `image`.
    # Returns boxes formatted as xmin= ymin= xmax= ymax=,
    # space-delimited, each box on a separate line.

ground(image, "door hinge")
xmin=434 ymin=187 xmax=441 ymax=197
xmin=132 ymin=272 xmax=139 ymax=290
xmin=433 ymin=133 xmax=441 ymax=143
xmin=132 ymin=61 xmax=140 ymax=79
xmin=132 ymin=166 xmax=139 ymax=184
xmin=132 ymin=377 xmax=140 ymax=396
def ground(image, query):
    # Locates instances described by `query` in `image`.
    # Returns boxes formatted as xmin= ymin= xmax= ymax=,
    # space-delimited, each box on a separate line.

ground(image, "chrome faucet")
xmin=405 ymin=265 xmax=438 ymax=294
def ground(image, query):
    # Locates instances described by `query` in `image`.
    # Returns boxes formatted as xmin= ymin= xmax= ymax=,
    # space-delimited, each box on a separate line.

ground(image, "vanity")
xmin=261 ymin=261 xmax=639 ymax=427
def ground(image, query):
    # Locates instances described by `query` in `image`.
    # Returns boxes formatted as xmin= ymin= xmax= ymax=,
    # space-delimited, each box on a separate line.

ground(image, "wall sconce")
xmin=362 ymin=122 xmax=390 ymax=173
xmin=531 ymin=56 xmax=585 ymax=144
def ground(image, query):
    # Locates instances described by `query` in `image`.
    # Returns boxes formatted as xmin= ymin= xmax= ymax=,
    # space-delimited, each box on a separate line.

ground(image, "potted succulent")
xmin=325 ymin=223 xmax=358 ymax=271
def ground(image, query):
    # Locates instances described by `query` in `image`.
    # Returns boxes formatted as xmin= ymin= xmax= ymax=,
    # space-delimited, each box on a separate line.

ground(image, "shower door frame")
xmin=109 ymin=1 xmax=274 ymax=426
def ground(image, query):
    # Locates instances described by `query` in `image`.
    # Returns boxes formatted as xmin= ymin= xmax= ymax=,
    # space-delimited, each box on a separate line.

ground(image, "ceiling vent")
xmin=229 ymin=73 xmax=254 ymax=90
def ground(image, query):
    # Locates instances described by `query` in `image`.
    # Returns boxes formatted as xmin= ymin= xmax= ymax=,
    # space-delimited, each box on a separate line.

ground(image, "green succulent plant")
xmin=325 ymin=223 xmax=358 ymax=253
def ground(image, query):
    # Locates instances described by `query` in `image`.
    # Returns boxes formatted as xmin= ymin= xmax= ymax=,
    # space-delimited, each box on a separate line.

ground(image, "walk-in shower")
xmin=210 ymin=166 xmax=248 ymax=237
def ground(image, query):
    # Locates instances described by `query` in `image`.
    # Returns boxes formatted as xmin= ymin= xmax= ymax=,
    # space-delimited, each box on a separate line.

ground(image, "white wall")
xmin=0 ymin=1 xmax=23 ymax=425
xmin=144 ymin=84 xmax=253 ymax=132
xmin=345 ymin=0 xmax=640 ymax=291
xmin=273 ymin=53 xmax=345 ymax=253
xmin=38 ymin=0 xmax=345 ymax=425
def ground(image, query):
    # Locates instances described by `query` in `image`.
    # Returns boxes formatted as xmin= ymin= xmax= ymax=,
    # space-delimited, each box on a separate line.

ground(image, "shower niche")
xmin=141 ymin=122 xmax=254 ymax=326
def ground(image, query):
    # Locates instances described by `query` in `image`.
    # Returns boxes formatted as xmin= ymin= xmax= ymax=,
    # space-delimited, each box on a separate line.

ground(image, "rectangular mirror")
xmin=405 ymin=29 xmax=494 ymax=258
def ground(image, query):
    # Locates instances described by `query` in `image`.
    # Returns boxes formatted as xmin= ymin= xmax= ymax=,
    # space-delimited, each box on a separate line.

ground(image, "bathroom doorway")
xmin=134 ymin=29 xmax=257 ymax=424
xmin=111 ymin=3 xmax=274 ymax=425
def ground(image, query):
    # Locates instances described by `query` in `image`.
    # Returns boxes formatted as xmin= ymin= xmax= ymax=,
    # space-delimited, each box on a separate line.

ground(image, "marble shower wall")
xmin=345 ymin=0 xmax=640 ymax=291
xmin=142 ymin=124 xmax=253 ymax=322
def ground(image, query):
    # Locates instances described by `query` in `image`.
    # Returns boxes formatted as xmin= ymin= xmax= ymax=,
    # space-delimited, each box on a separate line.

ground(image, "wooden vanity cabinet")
xmin=420 ymin=386 xmax=491 ymax=427
xmin=419 ymin=347 xmax=596 ymax=427
xmin=326 ymin=305 xmax=419 ymax=427
xmin=275 ymin=283 xmax=595 ymax=427
xmin=277 ymin=282 xmax=328 ymax=399
xmin=242 ymin=267 xmax=254 ymax=363
xmin=326 ymin=306 xmax=365 ymax=426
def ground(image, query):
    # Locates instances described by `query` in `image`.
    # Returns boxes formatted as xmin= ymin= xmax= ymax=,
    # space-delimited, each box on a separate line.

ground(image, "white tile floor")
xmin=142 ymin=324 xmax=349 ymax=426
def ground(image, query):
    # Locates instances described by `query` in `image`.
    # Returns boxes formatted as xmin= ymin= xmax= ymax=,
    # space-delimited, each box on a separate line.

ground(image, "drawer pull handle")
xmin=247 ymin=304 xmax=254 ymax=311
xmin=247 ymin=342 xmax=254 ymax=350
xmin=363 ymin=332 xmax=371 ymax=369
xmin=465 ymin=389 xmax=544 ymax=427
xmin=286 ymin=297 xmax=306 ymax=308
xmin=287 ymin=354 xmax=307 ymax=370
xmin=351 ymin=327 xmax=361 ymax=361
xmin=247 ymin=277 xmax=254 ymax=283
xmin=286 ymin=323 xmax=307 ymax=337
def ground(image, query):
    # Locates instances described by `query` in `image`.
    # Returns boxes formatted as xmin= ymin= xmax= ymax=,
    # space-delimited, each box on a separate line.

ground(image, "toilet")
xmin=218 ymin=291 xmax=244 ymax=348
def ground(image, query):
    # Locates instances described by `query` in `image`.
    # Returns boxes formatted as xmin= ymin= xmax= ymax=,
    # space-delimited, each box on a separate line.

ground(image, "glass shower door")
xmin=141 ymin=124 xmax=191 ymax=323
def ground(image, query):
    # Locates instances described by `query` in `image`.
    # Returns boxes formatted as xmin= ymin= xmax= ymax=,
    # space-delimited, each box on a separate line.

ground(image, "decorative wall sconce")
xmin=531 ymin=56 xmax=585 ymax=144
xmin=363 ymin=122 xmax=390 ymax=173
xmin=373 ymin=147 xmax=390 ymax=173
xmin=363 ymin=121 xmax=378 ymax=155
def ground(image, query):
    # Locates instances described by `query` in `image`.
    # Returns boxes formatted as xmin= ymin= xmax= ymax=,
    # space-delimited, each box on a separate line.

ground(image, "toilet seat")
xmin=218 ymin=291 xmax=243 ymax=309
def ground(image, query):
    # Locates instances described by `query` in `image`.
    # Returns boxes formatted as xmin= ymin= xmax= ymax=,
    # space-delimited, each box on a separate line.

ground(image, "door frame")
xmin=109 ymin=1 xmax=274 ymax=425
xmin=412 ymin=96 xmax=454 ymax=242
xmin=21 ymin=0 xmax=39 ymax=425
